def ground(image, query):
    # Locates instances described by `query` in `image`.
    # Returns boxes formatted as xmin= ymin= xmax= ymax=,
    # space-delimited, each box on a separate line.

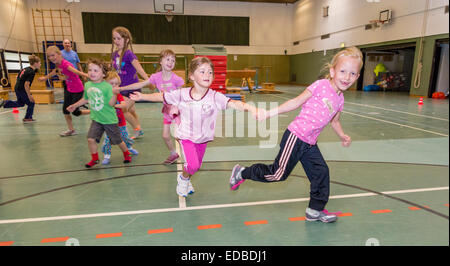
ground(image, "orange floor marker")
xmin=0 ymin=241 xmax=14 ymax=246
xmin=197 ymin=224 xmax=222 ymax=230
xmin=289 ymin=216 xmax=306 ymax=221
xmin=371 ymin=209 xmax=392 ymax=214
xmin=409 ymin=206 xmax=421 ymax=211
xmin=96 ymin=232 xmax=122 ymax=239
xmin=338 ymin=212 xmax=353 ymax=217
xmin=41 ymin=236 xmax=70 ymax=243
xmin=148 ymin=228 xmax=173 ymax=235
xmin=244 ymin=220 xmax=268 ymax=226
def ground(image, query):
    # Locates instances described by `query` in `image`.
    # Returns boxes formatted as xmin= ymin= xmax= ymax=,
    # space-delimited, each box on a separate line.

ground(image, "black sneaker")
xmin=23 ymin=118 xmax=37 ymax=124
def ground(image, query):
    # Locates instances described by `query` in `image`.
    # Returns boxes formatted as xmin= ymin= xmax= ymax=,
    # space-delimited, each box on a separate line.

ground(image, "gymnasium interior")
xmin=0 ymin=0 xmax=448 ymax=249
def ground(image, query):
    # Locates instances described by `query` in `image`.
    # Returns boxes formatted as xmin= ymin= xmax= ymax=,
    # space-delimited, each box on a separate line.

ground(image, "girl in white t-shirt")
xmin=129 ymin=57 xmax=260 ymax=197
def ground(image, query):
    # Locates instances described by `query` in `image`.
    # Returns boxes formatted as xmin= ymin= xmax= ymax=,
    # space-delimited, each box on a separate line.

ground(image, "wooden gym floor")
xmin=0 ymin=85 xmax=448 ymax=246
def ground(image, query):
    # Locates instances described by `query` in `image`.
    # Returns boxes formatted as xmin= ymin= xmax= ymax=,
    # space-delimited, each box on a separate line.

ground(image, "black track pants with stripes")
xmin=241 ymin=129 xmax=330 ymax=211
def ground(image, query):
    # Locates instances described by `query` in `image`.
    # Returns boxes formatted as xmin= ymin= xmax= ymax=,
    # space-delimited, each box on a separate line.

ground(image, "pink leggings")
xmin=179 ymin=139 xmax=208 ymax=176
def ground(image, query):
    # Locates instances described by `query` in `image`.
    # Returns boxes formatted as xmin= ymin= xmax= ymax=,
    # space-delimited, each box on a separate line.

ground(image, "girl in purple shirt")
xmin=229 ymin=47 xmax=364 ymax=223
xmin=128 ymin=57 xmax=259 ymax=198
xmin=117 ymin=49 xmax=184 ymax=164
xmin=111 ymin=26 xmax=148 ymax=139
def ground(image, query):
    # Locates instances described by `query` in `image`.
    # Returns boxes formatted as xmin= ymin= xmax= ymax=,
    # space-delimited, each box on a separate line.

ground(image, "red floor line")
xmin=0 ymin=241 xmax=14 ymax=246
xmin=197 ymin=224 xmax=222 ymax=230
xmin=96 ymin=232 xmax=122 ymax=239
xmin=371 ymin=209 xmax=392 ymax=214
xmin=445 ymin=204 xmax=449 ymax=207
xmin=244 ymin=220 xmax=268 ymax=226
xmin=41 ymin=236 xmax=70 ymax=243
xmin=148 ymin=228 xmax=173 ymax=234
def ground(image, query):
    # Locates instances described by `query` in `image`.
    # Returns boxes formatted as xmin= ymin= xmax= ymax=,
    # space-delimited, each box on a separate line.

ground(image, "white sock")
xmin=179 ymin=174 xmax=190 ymax=181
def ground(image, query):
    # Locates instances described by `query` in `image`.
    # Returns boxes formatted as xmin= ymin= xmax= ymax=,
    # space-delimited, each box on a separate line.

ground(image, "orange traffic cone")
xmin=418 ymin=97 xmax=424 ymax=105
xmin=12 ymin=107 xmax=19 ymax=113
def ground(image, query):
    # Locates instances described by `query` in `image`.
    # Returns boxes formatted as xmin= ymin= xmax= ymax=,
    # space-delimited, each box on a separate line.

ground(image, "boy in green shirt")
xmin=67 ymin=58 xmax=131 ymax=168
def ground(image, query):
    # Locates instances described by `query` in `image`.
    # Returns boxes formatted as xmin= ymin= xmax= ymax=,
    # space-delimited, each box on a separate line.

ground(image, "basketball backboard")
xmin=153 ymin=0 xmax=184 ymax=14
xmin=379 ymin=9 xmax=391 ymax=23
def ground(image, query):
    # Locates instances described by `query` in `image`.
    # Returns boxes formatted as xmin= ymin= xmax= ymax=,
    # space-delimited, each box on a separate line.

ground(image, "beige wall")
xmin=24 ymin=0 xmax=293 ymax=55
xmin=4 ymin=0 xmax=448 ymax=57
xmin=291 ymin=0 xmax=449 ymax=54
xmin=0 ymin=0 xmax=34 ymax=52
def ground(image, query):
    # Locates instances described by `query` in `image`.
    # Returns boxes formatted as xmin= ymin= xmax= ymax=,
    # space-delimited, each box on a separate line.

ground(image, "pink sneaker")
xmin=164 ymin=153 xmax=179 ymax=164
xmin=323 ymin=209 xmax=342 ymax=216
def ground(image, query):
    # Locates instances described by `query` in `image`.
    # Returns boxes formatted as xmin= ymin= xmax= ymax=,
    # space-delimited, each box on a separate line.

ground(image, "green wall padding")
xmin=82 ymin=12 xmax=249 ymax=46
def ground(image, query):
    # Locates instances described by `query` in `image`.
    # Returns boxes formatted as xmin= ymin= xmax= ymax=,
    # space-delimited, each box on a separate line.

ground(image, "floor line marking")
xmin=343 ymin=111 xmax=448 ymax=137
xmin=289 ymin=216 xmax=306 ymax=221
xmin=277 ymin=89 xmax=449 ymax=122
xmin=96 ymin=232 xmax=122 ymax=239
xmin=41 ymin=236 xmax=69 ymax=243
xmin=270 ymin=94 xmax=448 ymax=137
xmin=344 ymin=101 xmax=449 ymax=121
xmin=371 ymin=209 xmax=393 ymax=214
xmin=197 ymin=224 xmax=222 ymax=230
xmin=0 ymin=241 xmax=14 ymax=246
xmin=0 ymin=186 xmax=447 ymax=225
xmin=244 ymin=220 xmax=268 ymax=226
xmin=148 ymin=228 xmax=173 ymax=234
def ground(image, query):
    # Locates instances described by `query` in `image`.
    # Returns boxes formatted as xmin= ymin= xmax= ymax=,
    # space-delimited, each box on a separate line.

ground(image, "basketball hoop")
xmin=369 ymin=19 xmax=384 ymax=29
xmin=165 ymin=10 xmax=174 ymax=23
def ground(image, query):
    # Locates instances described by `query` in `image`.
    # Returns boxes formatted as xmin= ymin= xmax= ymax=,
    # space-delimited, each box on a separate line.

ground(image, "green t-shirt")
xmin=84 ymin=81 xmax=118 ymax=124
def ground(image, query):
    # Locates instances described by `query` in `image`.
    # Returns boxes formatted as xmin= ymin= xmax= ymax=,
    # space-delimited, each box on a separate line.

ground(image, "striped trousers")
xmin=241 ymin=129 xmax=330 ymax=211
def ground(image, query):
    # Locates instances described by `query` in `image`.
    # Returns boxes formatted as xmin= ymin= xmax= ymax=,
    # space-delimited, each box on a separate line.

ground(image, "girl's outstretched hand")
xmin=66 ymin=104 xmax=76 ymax=113
xmin=129 ymin=92 xmax=142 ymax=101
xmin=256 ymin=108 xmax=268 ymax=121
xmin=341 ymin=134 xmax=352 ymax=147
xmin=112 ymin=86 xmax=121 ymax=95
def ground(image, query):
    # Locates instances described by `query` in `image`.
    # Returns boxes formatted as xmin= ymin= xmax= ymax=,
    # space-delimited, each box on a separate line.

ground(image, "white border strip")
xmin=343 ymin=110 xmax=448 ymax=137
xmin=344 ymin=101 xmax=449 ymax=122
xmin=271 ymin=94 xmax=448 ymax=137
xmin=0 ymin=186 xmax=447 ymax=225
